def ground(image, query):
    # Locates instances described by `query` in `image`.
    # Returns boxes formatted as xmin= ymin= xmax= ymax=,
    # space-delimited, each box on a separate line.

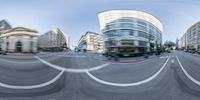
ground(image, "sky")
xmin=1 ymin=0 xmax=200 ymax=48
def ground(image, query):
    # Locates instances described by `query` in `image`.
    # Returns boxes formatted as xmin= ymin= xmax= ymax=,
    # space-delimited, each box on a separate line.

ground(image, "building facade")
xmin=98 ymin=10 xmax=163 ymax=56
xmin=176 ymin=38 xmax=180 ymax=49
xmin=0 ymin=20 xmax=12 ymax=33
xmin=187 ymin=21 xmax=200 ymax=50
xmin=38 ymin=28 xmax=70 ymax=51
xmin=179 ymin=33 xmax=187 ymax=50
xmin=0 ymin=20 xmax=12 ymax=50
xmin=0 ymin=27 xmax=38 ymax=53
xmin=78 ymin=31 xmax=103 ymax=53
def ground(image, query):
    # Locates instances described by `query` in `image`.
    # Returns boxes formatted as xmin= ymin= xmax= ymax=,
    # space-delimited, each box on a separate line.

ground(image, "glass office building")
xmin=98 ymin=10 xmax=163 ymax=56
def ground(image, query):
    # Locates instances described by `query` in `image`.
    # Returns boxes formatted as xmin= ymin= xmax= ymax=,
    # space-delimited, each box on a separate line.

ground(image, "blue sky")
xmin=1 ymin=0 xmax=200 ymax=48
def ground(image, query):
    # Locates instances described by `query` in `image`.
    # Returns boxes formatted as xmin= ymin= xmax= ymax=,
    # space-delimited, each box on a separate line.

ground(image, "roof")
xmin=78 ymin=31 xmax=102 ymax=44
xmin=85 ymin=31 xmax=100 ymax=35
xmin=97 ymin=9 xmax=162 ymax=24
xmin=0 ymin=19 xmax=6 ymax=23
xmin=0 ymin=19 xmax=12 ymax=27
xmin=3 ymin=27 xmax=38 ymax=34
xmin=97 ymin=9 xmax=163 ymax=32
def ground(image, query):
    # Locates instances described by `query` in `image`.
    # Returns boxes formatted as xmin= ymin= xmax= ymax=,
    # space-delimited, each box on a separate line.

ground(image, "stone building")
xmin=0 ymin=27 xmax=38 ymax=53
xmin=38 ymin=28 xmax=70 ymax=51
xmin=78 ymin=31 xmax=103 ymax=53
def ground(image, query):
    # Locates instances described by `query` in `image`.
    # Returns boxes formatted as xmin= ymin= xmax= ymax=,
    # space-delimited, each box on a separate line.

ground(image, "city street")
xmin=1 ymin=0 xmax=200 ymax=99
xmin=0 ymin=51 xmax=200 ymax=99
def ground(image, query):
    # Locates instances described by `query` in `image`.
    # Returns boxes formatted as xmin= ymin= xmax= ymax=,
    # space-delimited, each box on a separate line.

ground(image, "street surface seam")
xmin=0 ymin=70 xmax=64 ymax=89
xmin=175 ymin=51 xmax=200 ymax=86
xmin=86 ymin=56 xmax=170 ymax=87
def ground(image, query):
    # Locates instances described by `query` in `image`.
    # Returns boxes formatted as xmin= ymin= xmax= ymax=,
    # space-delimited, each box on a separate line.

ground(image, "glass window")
xmin=138 ymin=25 xmax=147 ymax=31
xmin=139 ymin=41 xmax=147 ymax=46
xmin=105 ymin=40 xmax=117 ymax=46
xmin=149 ymin=25 xmax=154 ymax=29
xmin=121 ymin=40 xmax=134 ymax=46
xmin=138 ymin=31 xmax=148 ymax=38
xmin=118 ymin=18 xmax=133 ymax=22
xmin=120 ymin=23 xmax=133 ymax=28
xmin=118 ymin=29 xmax=134 ymax=36
xmin=104 ymin=30 xmax=117 ymax=37
xmin=137 ymin=20 xmax=147 ymax=26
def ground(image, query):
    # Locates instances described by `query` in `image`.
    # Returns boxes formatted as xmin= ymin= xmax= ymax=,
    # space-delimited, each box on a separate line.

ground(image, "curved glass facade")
xmin=98 ymin=10 xmax=163 ymax=55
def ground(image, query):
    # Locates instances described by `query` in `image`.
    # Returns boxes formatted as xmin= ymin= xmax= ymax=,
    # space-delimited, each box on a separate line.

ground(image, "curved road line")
xmin=0 ymin=70 xmax=64 ymax=89
xmin=34 ymin=56 xmax=110 ymax=73
xmin=109 ymin=57 xmax=157 ymax=64
xmin=86 ymin=56 xmax=170 ymax=87
xmin=175 ymin=52 xmax=200 ymax=86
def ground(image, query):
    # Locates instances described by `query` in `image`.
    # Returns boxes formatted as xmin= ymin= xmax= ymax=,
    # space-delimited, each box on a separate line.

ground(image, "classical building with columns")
xmin=0 ymin=27 xmax=38 ymax=53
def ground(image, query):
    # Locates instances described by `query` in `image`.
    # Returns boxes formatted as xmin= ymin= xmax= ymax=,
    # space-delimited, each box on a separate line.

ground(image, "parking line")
xmin=86 ymin=56 xmax=170 ymax=87
xmin=175 ymin=52 xmax=200 ymax=86
xmin=171 ymin=59 xmax=175 ymax=64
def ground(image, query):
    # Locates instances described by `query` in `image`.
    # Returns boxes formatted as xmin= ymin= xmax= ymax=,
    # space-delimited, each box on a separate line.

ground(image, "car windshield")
xmin=1 ymin=0 xmax=200 ymax=100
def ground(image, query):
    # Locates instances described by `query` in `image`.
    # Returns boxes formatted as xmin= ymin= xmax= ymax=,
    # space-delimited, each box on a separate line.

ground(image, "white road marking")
xmin=0 ymin=54 xmax=109 ymax=89
xmin=0 ymin=70 xmax=64 ymax=89
xmin=86 ymin=56 xmax=170 ymax=87
xmin=160 ymin=56 xmax=168 ymax=59
xmin=175 ymin=53 xmax=200 ymax=86
xmin=34 ymin=56 xmax=110 ymax=73
xmin=171 ymin=59 xmax=174 ymax=64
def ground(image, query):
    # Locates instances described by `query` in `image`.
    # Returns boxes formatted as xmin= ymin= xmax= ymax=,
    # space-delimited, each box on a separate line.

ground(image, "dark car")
xmin=197 ymin=50 xmax=200 ymax=54
xmin=0 ymin=50 xmax=6 ymax=55
xmin=188 ymin=49 xmax=196 ymax=53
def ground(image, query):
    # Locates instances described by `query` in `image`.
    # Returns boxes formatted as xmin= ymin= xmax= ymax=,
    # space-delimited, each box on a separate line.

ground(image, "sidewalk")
xmin=6 ymin=53 xmax=35 ymax=56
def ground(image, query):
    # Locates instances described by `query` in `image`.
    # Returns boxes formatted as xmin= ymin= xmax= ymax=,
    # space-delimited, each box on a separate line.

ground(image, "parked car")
xmin=197 ymin=50 xmax=200 ymax=54
xmin=188 ymin=49 xmax=196 ymax=53
xmin=166 ymin=49 xmax=171 ymax=53
xmin=0 ymin=50 xmax=6 ymax=55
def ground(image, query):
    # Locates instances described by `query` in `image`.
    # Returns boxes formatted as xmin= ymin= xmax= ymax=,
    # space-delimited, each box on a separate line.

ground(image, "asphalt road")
xmin=0 ymin=51 xmax=200 ymax=99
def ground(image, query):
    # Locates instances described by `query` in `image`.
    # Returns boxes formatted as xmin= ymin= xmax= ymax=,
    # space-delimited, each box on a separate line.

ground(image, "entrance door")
xmin=16 ymin=41 xmax=22 ymax=52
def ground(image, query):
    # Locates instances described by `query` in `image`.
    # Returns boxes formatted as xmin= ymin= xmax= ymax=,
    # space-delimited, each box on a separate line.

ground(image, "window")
xmin=105 ymin=40 xmax=117 ymax=46
xmin=118 ymin=18 xmax=133 ymax=22
xmin=138 ymin=25 xmax=147 ymax=31
xmin=120 ymin=23 xmax=133 ymax=28
xmin=139 ymin=41 xmax=147 ymax=46
xmin=104 ymin=30 xmax=117 ymax=37
xmin=121 ymin=40 xmax=134 ymax=46
xmin=138 ymin=31 xmax=148 ymax=38
xmin=114 ymin=29 xmax=134 ymax=36
xmin=137 ymin=20 xmax=147 ymax=26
